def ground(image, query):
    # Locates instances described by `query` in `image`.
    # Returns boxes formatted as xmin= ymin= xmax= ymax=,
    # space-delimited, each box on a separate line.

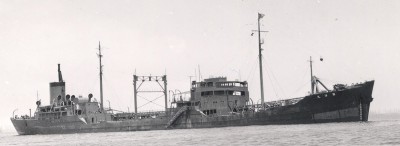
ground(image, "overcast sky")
xmin=1 ymin=0 xmax=400 ymax=130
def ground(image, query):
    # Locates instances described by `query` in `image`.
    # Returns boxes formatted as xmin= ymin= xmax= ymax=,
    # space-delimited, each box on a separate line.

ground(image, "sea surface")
xmin=1 ymin=119 xmax=399 ymax=146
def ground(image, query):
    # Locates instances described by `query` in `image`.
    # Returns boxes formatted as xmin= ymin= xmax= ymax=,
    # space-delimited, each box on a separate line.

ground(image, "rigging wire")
xmin=262 ymin=61 xmax=280 ymax=100
xmin=102 ymin=75 xmax=121 ymax=104
xmin=216 ymin=53 xmax=240 ymax=75
xmin=318 ymin=77 xmax=342 ymax=85
xmin=216 ymin=27 xmax=258 ymax=79
xmin=89 ymin=73 xmax=99 ymax=96
xmin=289 ymin=79 xmax=310 ymax=97
xmin=262 ymin=56 xmax=287 ymax=99
xmin=245 ymin=57 xmax=260 ymax=81
xmin=241 ymin=57 xmax=260 ymax=103
xmin=282 ymin=61 xmax=310 ymax=97
xmin=267 ymin=63 xmax=287 ymax=99
xmin=297 ymin=66 xmax=309 ymax=84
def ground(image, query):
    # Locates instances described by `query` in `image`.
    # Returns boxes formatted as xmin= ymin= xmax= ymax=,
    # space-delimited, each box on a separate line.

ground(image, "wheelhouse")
xmin=187 ymin=77 xmax=250 ymax=115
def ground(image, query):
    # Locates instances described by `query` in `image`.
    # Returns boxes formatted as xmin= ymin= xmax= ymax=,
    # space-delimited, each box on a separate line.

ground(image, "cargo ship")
xmin=10 ymin=14 xmax=374 ymax=135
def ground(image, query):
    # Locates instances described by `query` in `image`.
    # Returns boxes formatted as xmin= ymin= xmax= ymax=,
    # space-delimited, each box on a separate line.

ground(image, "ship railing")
xmin=171 ymin=91 xmax=191 ymax=103
xmin=253 ymin=97 xmax=305 ymax=110
xmin=113 ymin=111 xmax=166 ymax=116
xmin=111 ymin=110 xmax=167 ymax=120
xmin=137 ymin=111 xmax=166 ymax=115
xmin=12 ymin=115 xmax=35 ymax=120
xmin=333 ymin=82 xmax=366 ymax=91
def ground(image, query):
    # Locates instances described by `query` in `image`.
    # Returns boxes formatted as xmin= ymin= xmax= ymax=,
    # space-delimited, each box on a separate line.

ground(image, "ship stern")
xmin=10 ymin=118 xmax=35 ymax=135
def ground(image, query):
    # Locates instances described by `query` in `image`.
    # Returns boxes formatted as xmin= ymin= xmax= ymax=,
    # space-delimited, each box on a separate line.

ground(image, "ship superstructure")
xmin=190 ymin=77 xmax=249 ymax=115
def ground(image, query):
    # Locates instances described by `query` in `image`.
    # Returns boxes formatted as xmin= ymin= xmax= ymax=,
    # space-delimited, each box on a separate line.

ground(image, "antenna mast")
xmin=258 ymin=13 xmax=265 ymax=107
xmin=98 ymin=42 xmax=104 ymax=112
xmin=198 ymin=65 xmax=201 ymax=81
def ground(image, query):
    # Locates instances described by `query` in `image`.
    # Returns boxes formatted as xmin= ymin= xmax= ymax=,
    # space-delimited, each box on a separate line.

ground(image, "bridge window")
xmin=216 ymin=82 xmax=247 ymax=87
xmin=233 ymin=91 xmax=241 ymax=96
xmin=201 ymin=91 xmax=213 ymax=96
xmin=227 ymin=90 xmax=245 ymax=96
xmin=203 ymin=109 xmax=217 ymax=115
xmin=214 ymin=90 xmax=225 ymax=95
xmin=200 ymin=82 xmax=206 ymax=87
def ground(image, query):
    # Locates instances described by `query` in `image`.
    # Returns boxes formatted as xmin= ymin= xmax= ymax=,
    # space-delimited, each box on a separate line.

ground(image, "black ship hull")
xmin=11 ymin=81 xmax=374 ymax=135
xmin=175 ymin=80 xmax=374 ymax=128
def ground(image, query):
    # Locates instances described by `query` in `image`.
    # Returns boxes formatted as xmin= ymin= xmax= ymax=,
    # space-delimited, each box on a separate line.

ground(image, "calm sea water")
xmin=1 ymin=119 xmax=399 ymax=146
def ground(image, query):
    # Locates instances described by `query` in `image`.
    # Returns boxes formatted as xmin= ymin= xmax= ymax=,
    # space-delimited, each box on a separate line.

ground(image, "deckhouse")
xmin=189 ymin=77 xmax=249 ymax=115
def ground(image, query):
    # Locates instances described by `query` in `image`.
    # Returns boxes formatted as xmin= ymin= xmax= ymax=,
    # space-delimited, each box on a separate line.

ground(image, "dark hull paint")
xmin=11 ymin=81 xmax=374 ymax=135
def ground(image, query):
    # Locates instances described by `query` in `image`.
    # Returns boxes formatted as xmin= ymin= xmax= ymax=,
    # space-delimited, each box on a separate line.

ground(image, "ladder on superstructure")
xmin=166 ymin=106 xmax=188 ymax=128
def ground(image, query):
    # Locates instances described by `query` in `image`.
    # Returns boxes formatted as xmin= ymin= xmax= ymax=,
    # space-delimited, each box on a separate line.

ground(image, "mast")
xmin=198 ymin=65 xmax=201 ymax=81
xmin=309 ymin=56 xmax=314 ymax=94
xmin=98 ymin=42 xmax=104 ymax=112
xmin=258 ymin=13 xmax=265 ymax=107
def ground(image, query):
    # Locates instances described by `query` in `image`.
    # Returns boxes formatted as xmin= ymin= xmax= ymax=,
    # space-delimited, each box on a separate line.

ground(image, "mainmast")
xmin=98 ymin=42 xmax=104 ymax=112
xmin=258 ymin=13 xmax=265 ymax=107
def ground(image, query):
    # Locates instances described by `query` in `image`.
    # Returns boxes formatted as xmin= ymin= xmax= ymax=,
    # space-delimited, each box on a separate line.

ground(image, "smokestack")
xmin=58 ymin=64 xmax=63 ymax=82
xmin=50 ymin=64 xmax=66 ymax=104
